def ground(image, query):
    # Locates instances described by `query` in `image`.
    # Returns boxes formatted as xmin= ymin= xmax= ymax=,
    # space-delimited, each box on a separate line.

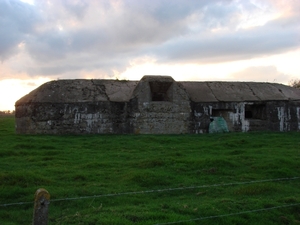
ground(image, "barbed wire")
xmin=0 ymin=200 xmax=33 ymax=207
xmin=154 ymin=202 xmax=300 ymax=225
xmin=49 ymin=176 xmax=300 ymax=203
xmin=0 ymin=176 xmax=299 ymax=207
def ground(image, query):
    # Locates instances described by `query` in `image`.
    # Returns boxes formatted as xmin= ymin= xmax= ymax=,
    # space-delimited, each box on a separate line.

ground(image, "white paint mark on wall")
xmin=74 ymin=112 xmax=81 ymax=124
xmin=74 ymin=112 xmax=102 ymax=132
xmin=288 ymin=108 xmax=291 ymax=120
xmin=209 ymin=106 xmax=212 ymax=115
xmin=203 ymin=107 xmax=209 ymax=116
xmin=194 ymin=111 xmax=202 ymax=117
xmin=85 ymin=113 xmax=100 ymax=128
xmin=228 ymin=103 xmax=249 ymax=132
xmin=229 ymin=103 xmax=242 ymax=126
xmin=242 ymin=120 xmax=250 ymax=132
xmin=297 ymin=107 xmax=300 ymax=131
xmin=277 ymin=107 xmax=285 ymax=132
xmin=229 ymin=111 xmax=238 ymax=125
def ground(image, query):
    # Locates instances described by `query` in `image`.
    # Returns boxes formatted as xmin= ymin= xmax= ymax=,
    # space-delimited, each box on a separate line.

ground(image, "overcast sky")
xmin=0 ymin=0 xmax=299 ymax=110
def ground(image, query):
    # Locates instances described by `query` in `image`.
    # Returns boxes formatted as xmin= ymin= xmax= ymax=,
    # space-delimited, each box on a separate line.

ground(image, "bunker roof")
xmin=15 ymin=76 xmax=300 ymax=105
xmin=180 ymin=81 xmax=300 ymax=102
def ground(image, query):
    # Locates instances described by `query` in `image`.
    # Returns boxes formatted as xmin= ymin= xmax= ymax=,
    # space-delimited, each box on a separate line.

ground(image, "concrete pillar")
xmin=33 ymin=188 xmax=50 ymax=225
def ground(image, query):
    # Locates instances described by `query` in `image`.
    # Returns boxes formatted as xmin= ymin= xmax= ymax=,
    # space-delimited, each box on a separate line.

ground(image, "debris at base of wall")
xmin=209 ymin=117 xmax=229 ymax=133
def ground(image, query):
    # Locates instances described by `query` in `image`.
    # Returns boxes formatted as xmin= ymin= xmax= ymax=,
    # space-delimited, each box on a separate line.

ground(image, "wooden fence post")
xmin=33 ymin=188 xmax=50 ymax=225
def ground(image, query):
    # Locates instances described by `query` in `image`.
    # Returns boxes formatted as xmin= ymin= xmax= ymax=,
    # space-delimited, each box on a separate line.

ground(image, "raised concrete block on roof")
xmin=131 ymin=75 xmax=191 ymax=134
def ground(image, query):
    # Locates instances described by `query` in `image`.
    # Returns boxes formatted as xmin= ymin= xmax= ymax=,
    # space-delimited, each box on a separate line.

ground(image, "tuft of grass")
xmin=234 ymin=183 xmax=279 ymax=196
xmin=136 ymin=159 xmax=165 ymax=169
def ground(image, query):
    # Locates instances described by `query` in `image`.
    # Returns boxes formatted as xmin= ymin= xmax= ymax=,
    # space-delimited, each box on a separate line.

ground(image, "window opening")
xmin=245 ymin=104 xmax=266 ymax=120
xmin=152 ymin=93 xmax=166 ymax=101
xmin=245 ymin=110 xmax=253 ymax=119
xmin=212 ymin=109 xmax=233 ymax=117
xmin=149 ymin=81 xmax=172 ymax=102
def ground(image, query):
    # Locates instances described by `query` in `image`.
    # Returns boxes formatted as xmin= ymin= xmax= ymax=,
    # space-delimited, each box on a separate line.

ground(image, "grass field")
xmin=0 ymin=116 xmax=299 ymax=224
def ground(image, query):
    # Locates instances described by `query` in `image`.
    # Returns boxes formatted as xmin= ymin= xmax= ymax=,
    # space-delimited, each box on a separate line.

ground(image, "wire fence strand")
xmin=154 ymin=203 xmax=300 ymax=225
xmin=0 ymin=176 xmax=299 ymax=207
xmin=49 ymin=176 xmax=300 ymax=203
xmin=0 ymin=201 xmax=33 ymax=207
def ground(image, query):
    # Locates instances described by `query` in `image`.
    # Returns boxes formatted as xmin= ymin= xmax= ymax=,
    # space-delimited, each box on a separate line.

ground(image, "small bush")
xmin=289 ymin=79 xmax=300 ymax=89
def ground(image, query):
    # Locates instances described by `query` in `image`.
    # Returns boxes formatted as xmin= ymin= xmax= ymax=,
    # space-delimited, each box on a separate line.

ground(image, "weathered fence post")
xmin=33 ymin=188 xmax=50 ymax=225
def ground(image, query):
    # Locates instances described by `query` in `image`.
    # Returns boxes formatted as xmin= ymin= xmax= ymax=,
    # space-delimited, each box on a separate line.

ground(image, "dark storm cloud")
xmin=1 ymin=0 xmax=299 ymax=78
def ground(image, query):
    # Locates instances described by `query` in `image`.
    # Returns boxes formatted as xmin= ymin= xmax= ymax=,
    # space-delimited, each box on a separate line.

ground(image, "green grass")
xmin=0 ymin=116 xmax=299 ymax=224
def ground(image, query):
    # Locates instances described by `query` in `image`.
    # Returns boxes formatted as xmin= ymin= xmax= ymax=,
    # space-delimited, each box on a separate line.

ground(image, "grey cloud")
xmin=126 ymin=0 xmax=210 ymax=23
xmin=61 ymin=0 xmax=89 ymax=19
xmin=1 ymin=0 xmax=233 ymax=76
xmin=59 ymin=0 xmax=207 ymax=51
xmin=152 ymin=15 xmax=299 ymax=64
xmin=1 ymin=0 xmax=299 ymax=79
xmin=26 ymin=29 xmax=71 ymax=61
xmin=0 ymin=0 xmax=40 ymax=60
xmin=26 ymin=50 xmax=127 ymax=78
xmin=0 ymin=0 xmax=39 ymax=33
xmin=150 ymin=0 xmax=300 ymax=63
xmin=22 ymin=0 xmax=210 ymax=74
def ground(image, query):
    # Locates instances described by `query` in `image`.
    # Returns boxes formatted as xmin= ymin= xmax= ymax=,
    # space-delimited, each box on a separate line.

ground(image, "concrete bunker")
xmin=15 ymin=75 xmax=300 ymax=134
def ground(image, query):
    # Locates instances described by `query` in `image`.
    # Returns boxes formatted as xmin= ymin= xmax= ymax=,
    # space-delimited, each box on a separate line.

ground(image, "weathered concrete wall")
xmin=190 ymin=100 xmax=300 ymax=133
xmin=15 ymin=76 xmax=300 ymax=134
xmin=15 ymin=79 xmax=138 ymax=134
xmin=15 ymin=102 xmax=133 ymax=134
